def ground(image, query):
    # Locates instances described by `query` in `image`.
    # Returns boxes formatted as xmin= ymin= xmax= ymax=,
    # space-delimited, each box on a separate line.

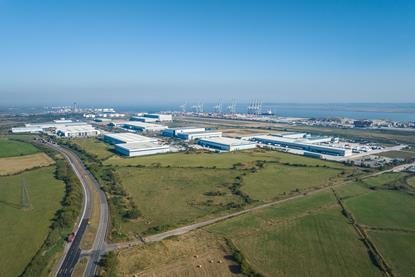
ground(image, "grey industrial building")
xmin=103 ymin=132 xmax=170 ymax=157
xmin=56 ymin=125 xmax=100 ymax=138
xmin=162 ymin=127 xmax=206 ymax=137
xmin=103 ymin=133 xmax=157 ymax=145
xmin=12 ymin=121 xmax=88 ymax=133
xmin=253 ymin=135 xmax=352 ymax=156
xmin=115 ymin=142 xmax=170 ymax=157
xmin=120 ymin=121 xmax=168 ymax=132
xmin=177 ymin=131 xmax=223 ymax=141
xmin=198 ymin=137 xmax=257 ymax=152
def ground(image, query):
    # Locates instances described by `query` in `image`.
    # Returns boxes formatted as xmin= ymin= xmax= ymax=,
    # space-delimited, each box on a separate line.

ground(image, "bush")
xmin=98 ymin=252 xmax=118 ymax=277
xmin=21 ymin=155 xmax=82 ymax=276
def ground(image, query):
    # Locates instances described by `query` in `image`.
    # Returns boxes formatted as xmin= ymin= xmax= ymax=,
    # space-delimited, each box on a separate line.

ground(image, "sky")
xmin=0 ymin=0 xmax=414 ymax=106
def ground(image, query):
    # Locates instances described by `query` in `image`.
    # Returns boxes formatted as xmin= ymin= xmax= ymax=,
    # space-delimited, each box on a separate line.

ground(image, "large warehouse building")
xmin=130 ymin=116 xmax=159 ymax=123
xmin=253 ymin=135 xmax=352 ymax=157
xmin=12 ymin=121 xmax=88 ymax=133
xmin=56 ymin=125 xmax=100 ymax=138
xmin=103 ymin=133 xmax=157 ymax=145
xmin=177 ymin=131 xmax=222 ymax=141
xmin=103 ymin=132 xmax=170 ymax=157
xmin=162 ymin=127 xmax=206 ymax=137
xmin=198 ymin=137 xmax=257 ymax=152
xmin=115 ymin=142 xmax=170 ymax=157
xmin=121 ymin=121 xmax=168 ymax=132
xmin=143 ymin=113 xmax=173 ymax=122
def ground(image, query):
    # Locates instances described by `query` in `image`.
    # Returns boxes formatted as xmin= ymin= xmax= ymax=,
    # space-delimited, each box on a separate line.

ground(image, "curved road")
xmin=44 ymin=140 xmax=414 ymax=274
xmin=42 ymin=142 xmax=109 ymax=277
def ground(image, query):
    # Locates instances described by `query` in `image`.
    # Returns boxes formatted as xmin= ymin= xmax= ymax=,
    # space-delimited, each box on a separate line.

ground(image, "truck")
xmin=66 ymin=232 xmax=75 ymax=242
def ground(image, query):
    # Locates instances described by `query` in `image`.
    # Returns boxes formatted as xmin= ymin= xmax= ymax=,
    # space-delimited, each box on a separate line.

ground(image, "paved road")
xmin=106 ymin=161 xmax=414 ymax=252
xmin=42 ymin=142 xmax=108 ymax=277
xmin=83 ymin=168 xmax=109 ymax=277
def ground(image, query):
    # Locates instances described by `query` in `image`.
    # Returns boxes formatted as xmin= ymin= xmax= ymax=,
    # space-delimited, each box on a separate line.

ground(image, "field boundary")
xmin=331 ymin=188 xmax=393 ymax=277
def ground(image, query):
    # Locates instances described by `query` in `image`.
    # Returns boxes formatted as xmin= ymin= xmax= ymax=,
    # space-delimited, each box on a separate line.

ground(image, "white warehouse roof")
xmin=123 ymin=121 xmax=167 ymax=129
xmin=103 ymin=133 xmax=157 ymax=144
xmin=200 ymin=137 xmax=256 ymax=147
xmin=115 ymin=141 xmax=168 ymax=151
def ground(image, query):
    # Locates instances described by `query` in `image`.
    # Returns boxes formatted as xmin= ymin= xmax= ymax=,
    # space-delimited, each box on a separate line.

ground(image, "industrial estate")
xmin=11 ymin=109 xmax=407 ymax=162
xmin=1 ymin=104 xmax=414 ymax=277
xmin=2 ymin=0 xmax=415 ymax=276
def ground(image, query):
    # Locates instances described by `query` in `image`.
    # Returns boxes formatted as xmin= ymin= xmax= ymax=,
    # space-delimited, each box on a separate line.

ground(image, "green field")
xmin=344 ymin=190 xmax=415 ymax=229
xmin=109 ymin=149 xmax=351 ymax=237
xmin=361 ymin=172 xmax=406 ymax=188
xmin=116 ymin=167 xmax=243 ymax=235
xmin=408 ymin=176 xmax=415 ymax=187
xmin=369 ymin=231 xmax=415 ymax=277
xmin=208 ymin=192 xmax=381 ymax=277
xmin=71 ymin=138 xmax=114 ymax=160
xmin=241 ymin=163 xmax=341 ymax=201
xmin=0 ymin=138 xmax=39 ymax=158
xmin=0 ymin=166 xmax=65 ymax=277
xmin=378 ymin=150 xmax=415 ymax=160
xmin=104 ymin=148 xmax=346 ymax=169
xmin=336 ymin=173 xmax=415 ymax=229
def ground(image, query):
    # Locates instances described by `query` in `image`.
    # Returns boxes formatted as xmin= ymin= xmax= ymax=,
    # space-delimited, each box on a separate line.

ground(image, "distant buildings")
xmin=177 ymin=131 xmax=222 ymax=141
xmin=354 ymin=120 xmax=373 ymax=128
xmin=198 ymin=137 xmax=257 ymax=152
xmin=103 ymin=133 xmax=157 ymax=144
xmin=252 ymin=134 xmax=352 ymax=157
xmin=119 ymin=121 xmax=168 ymax=132
xmin=132 ymin=113 xmax=173 ymax=122
xmin=11 ymin=121 xmax=89 ymax=134
xmin=162 ymin=127 xmax=222 ymax=141
xmin=11 ymin=126 xmax=43 ymax=133
xmin=162 ymin=127 xmax=206 ymax=137
xmin=103 ymin=132 xmax=169 ymax=157
xmin=130 ymin=116 xmax=159 ymax=123
xmin=56 ymin=125 xmax=100 ymax=138
xmin=115 ymin=142 xmax=170 ymax=157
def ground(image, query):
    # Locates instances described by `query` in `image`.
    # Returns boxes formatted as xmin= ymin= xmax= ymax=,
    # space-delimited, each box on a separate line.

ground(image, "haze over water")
xmin=115 ymin=103 xmax=415 ymax=122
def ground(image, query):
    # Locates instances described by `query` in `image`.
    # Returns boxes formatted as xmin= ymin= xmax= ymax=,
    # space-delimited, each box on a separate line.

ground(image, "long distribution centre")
xmin=103 ymin=133 xmax=157 ymax=145
xmin=252 ymin=135 xmax=352 ymax=156
xmin=115 ymin=142 xmax=170 ymax=157
xmin=198 ymin=137 xmax=257 ymax=152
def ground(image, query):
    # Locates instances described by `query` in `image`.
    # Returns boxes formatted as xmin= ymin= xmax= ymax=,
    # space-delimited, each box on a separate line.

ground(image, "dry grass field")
xmin=0 ymin=152 xmax=55 ymax=175
xmin=116 ymin=230 xmax=240 ymax=277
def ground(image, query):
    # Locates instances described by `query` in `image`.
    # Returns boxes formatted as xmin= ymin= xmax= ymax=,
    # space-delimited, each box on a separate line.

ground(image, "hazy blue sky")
xmin=1 ymin=0 xmax=414 ymax=106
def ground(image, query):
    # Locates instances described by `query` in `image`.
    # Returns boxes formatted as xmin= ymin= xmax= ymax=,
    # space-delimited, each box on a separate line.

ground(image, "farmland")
xmin=70 ymin=138 xmax=114 ymax=160
xmin=0 ymin=166 xmax=65 ymax=277
xmin=115 ymin=230 xmax=240 ymax=277
xmin=113 ymin=169 xmax=415 ymax=276
xmin=369 ymin=231 xmax=415 ymax=277
xmin=104 ymin=149 xmax=353 ymax=240
xmin=115 ymin=167 xmax=243 ymax=236
xmin=341 ymin=173 xmax=415 ymax=229
xmin=55 ymin=129 xmax=414 ymax=276
xmin=104 ymin=148 xmax=346 ymax=169
xmin=205 ymin=191 xmax=381 ymax=277
xmin=378 ymin=150 xmax=415 ymax=160
xmin=335 ymin=173 xmax=415 ymax=276
xmin=0 ymin=152 xmax=55 ymax=175
xmin=241 ymin=163 xmax=342 ymax=201
xmin=0 ymin=138 xmax=39 ymax=157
